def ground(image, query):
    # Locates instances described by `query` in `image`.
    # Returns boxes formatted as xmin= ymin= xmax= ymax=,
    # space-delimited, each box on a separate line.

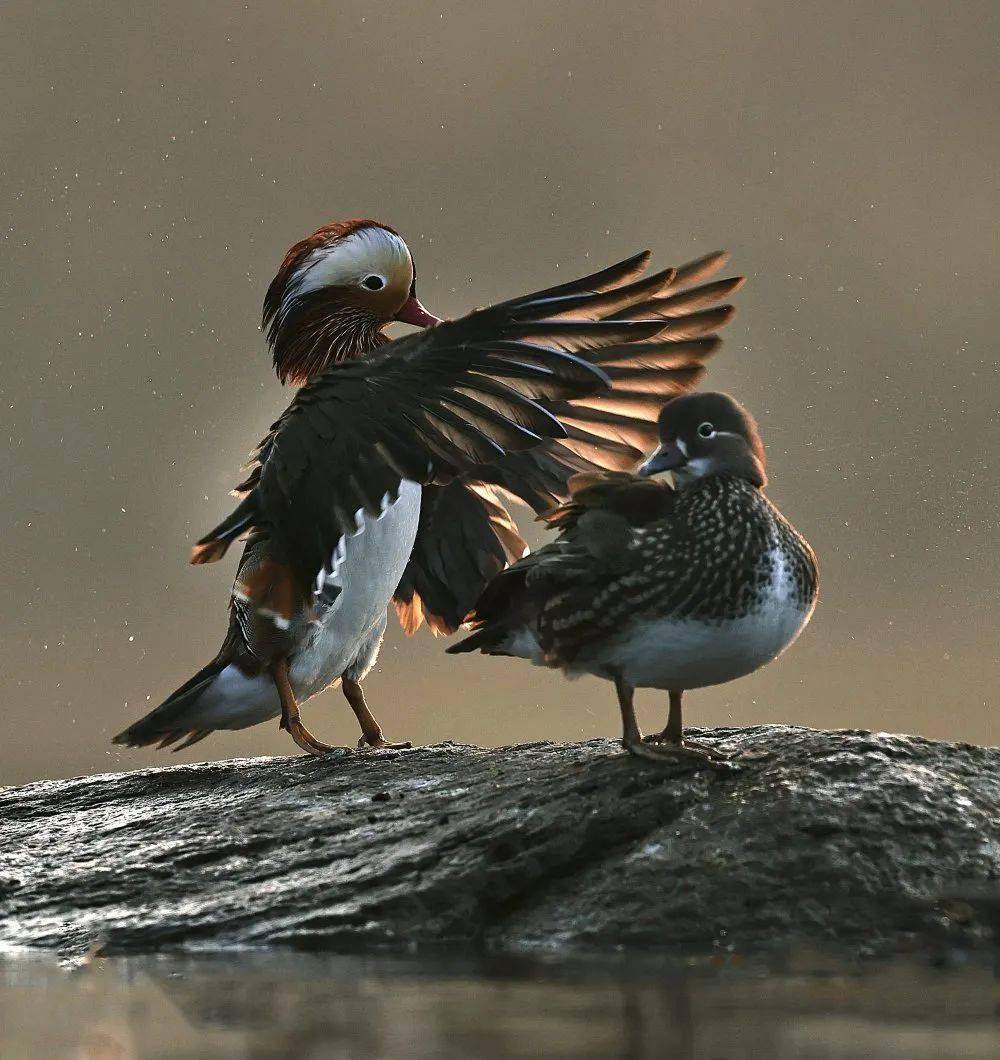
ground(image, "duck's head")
xmin=638 ymin=392 xmax=767 ymax=488
xmin=263 ymin=219 xmax=442 ymax=385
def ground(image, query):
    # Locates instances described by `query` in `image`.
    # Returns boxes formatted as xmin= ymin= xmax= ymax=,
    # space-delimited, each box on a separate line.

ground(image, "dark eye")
xmin=697 ymin=422 xmax=716 ymax=438
xmin=361 ymin=275 xmax=385 ymax=291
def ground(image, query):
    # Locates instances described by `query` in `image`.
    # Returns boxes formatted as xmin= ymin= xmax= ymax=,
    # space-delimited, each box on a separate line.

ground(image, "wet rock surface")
xmin=1 ymin=727 xmax=998 ymax=957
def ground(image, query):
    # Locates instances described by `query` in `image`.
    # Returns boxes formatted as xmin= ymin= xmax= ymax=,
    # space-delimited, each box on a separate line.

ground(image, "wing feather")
xmin=194 ymin=249 xmax=744 ymax=636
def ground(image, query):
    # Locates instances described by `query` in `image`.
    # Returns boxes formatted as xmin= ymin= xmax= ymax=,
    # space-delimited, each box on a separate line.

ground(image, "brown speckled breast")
xmin=538 ymin=475 xmax=818 ymax=665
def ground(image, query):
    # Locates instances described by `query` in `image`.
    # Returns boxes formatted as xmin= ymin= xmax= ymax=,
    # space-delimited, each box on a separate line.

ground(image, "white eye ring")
xmin=361 ymin=274 xmax=386 ymax=291
xmin=697 ymin=422 xmax=716 ymax=438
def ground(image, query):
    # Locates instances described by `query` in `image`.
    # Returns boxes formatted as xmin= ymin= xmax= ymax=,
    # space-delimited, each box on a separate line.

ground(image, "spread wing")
xmin=395 ymin=252 xmax=743 ymax=633
xmin=192 ymin=251 xmax=699 ymax=620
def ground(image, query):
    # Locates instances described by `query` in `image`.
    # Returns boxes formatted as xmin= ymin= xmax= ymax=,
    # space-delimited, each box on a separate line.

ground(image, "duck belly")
xmin=290 ymin=479 xmax=422 ymax=700
xmin=585 ymin=548 xmax=816 ymax=691
xmin=598 ymin=604 xmax=811 ymax=691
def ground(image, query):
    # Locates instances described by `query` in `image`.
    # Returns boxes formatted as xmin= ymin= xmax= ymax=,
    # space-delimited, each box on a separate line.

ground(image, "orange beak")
xmin=394 ymin=295 xmax=442 ymax=328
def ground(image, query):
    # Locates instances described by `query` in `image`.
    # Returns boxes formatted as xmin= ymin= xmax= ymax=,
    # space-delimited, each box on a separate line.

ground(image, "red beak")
xmin=394 ymin=295 xmax=442 ymax=328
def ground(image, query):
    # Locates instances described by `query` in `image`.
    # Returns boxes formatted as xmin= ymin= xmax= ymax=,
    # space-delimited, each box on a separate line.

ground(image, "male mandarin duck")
xmin=114 ymin=220 xmax=744 ymax=755
xmin=449 ymin=393 xmax=819 ymax=763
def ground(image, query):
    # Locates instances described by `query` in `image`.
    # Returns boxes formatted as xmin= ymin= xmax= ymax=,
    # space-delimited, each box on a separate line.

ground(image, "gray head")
xmin=638 ymin=392 xmax=767 ymax=488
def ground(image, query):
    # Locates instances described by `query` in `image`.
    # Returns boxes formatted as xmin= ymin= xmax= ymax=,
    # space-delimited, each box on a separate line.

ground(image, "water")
xmin=1 ymin=950 xmax=996 ymax=1058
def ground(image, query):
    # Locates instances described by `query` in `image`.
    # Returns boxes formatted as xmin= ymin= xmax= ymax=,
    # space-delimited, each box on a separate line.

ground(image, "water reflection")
xmin=0 ymin=950 xmax=996 ymax=1058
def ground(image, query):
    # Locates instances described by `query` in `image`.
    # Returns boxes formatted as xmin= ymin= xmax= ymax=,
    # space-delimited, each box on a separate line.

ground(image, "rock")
xmin=1 ymin=727 xmax=997 ymax=957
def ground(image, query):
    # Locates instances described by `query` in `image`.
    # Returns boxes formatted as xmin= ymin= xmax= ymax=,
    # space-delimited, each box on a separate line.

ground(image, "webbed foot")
xmin=625 ymin=734 xmax=727 ymax=765
xmin=641 ymin=732 xmax=728 ymax=760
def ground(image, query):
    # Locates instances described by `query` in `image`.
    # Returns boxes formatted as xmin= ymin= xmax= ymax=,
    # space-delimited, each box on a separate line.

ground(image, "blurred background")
xmin=1 ymin=0 xmax=996 ymax=784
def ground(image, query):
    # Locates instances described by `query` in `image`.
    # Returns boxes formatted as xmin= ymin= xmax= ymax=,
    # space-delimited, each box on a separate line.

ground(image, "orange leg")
xmin=271 ymin=657 xmax=341 ymax=756
xmin=342 ymin=677 xmax=411 ymax=750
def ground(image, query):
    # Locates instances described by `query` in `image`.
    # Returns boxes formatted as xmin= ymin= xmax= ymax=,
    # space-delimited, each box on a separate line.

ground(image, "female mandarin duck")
xmin=114 ymin=220 xmax=744 ymax=755
xmin=449 ymin=393 xmax=819 ymax=763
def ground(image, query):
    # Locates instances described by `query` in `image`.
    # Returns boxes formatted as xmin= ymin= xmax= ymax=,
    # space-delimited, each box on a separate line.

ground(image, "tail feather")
xmin=112 ymin=654 xmax=229 ymax=749
xmin=446 ymin=559 xmax=538 ymax=659
xmin=173 ymin=730 xmax=212 ymax=751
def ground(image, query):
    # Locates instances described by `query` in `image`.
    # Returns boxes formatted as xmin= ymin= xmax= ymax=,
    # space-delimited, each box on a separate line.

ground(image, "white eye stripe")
xmin=287 ymin=229 xmax=411 ymax=305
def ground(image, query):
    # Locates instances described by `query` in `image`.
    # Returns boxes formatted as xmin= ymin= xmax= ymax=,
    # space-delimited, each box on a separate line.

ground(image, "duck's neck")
xmin=271 ymin=297 xmax=388 ymax=385
xmin=676 ymin=471 xmax=763 ymax=495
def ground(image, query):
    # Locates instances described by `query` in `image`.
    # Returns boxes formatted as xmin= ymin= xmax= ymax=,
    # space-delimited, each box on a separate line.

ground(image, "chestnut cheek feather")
xmin=262 ymin=219 xmax=415 ymax=383
xmin=270 ymin=289 xmax=387 ymax=385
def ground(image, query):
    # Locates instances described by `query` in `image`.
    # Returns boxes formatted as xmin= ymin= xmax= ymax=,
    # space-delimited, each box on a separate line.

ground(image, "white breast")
xmin=289 ymin=479 xmax=422 ymax=698
xmin=582 ymin=546 xmax=815 ymax=691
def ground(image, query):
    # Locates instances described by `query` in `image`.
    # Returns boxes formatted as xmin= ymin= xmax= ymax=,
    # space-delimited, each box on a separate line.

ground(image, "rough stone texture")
xmin=1 ymin=726 xmax=998 ymax=957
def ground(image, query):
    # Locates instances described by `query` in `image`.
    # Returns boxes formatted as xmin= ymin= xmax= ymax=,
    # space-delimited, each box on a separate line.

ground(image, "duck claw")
xmin=357 ymin=736 xmax=412 ymax=751
xmin=625 ymin=735 xmax=728 ymax=766
xmin=641 ymin=733 xmax=728 ymax=760
xmin=285 ymin=718 xmax=349 ymax=757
